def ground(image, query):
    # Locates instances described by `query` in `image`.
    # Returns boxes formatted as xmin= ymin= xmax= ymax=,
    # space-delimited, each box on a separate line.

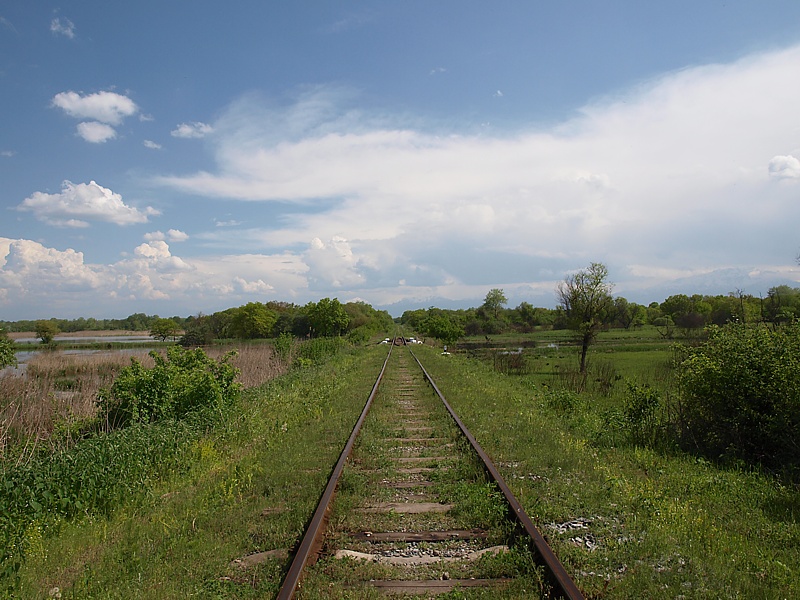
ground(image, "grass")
xmin=9 ymin=343 xmax=387 ymax=599
xmin=414 ymin=341 xmax=800 ymax=598
xmin=6 ymin=330 xmax=799 ymax=598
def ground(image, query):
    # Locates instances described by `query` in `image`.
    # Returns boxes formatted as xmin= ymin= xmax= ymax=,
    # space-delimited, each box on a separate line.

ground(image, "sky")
xmin=2 ymin=1 xmax=800 ymax=320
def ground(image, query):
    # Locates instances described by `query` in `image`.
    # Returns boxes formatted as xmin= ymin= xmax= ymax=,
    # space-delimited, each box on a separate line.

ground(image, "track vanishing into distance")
xmin=277 ymin=340 xmax=583 ymax=599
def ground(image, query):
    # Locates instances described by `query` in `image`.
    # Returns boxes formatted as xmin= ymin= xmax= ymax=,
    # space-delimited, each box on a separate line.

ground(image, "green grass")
xmin=11 ymin=345 xmax=388 ymax=599
xmin=414 ymin=343 xmax=800 ymax=598
xmin=11 ymin=333 xmax=800 ymax=598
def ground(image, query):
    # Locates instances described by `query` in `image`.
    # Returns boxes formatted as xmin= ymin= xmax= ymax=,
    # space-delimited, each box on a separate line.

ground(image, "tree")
xmin=307 ymin=297 xmax=350 ymax=337
xmin=483 ymin=288 xmax=508 ymax=319
xmin=150 ymin=318 xmax=180 ymax=342
xmin=423 ymin=314 xmax=464 ymax=347
xmin=0 ymin=329 xmax=16 ymax=369
xmin=556 ymin=262 xmax=614 ymax=375
xmin=35 ymin=320 xmax=59 ymax=345
xmin=230 ymin=302 xmax=278 ymax=339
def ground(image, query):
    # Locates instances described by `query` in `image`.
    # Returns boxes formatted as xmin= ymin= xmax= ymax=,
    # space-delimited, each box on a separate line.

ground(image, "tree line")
xmin=400 ymin=284 xmax=800 ymax=339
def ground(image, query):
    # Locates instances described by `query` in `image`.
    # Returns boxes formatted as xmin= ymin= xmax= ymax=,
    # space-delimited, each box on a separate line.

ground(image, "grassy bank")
xmin=8 ymin=343 xmax=388 ymax=599
xmin=414 ymin=342 xmax=800 ymax=598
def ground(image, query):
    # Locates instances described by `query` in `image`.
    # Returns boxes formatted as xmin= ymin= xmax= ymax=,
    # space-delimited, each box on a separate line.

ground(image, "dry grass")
xmin=0 ymin=344 xmax=287 ymax=455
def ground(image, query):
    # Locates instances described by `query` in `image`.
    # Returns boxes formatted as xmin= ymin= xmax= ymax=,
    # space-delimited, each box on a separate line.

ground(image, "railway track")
xmin=276 ymin=340 xmax=583 ymax=599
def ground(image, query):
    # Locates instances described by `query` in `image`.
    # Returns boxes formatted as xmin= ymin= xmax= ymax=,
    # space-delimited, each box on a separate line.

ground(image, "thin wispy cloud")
xmin=50 ymin=17 xmax=76 ymax=39
xmin=171 ymin=122 xmax=213 ymax=139
xmin=155 ymin=44 xmax=800 ymax=306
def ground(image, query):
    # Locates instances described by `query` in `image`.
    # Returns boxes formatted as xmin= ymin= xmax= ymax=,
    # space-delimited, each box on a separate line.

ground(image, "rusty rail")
xmin=275 ymin=341 xmax=394 ymax=600
xmin=408 ymin=347 xmax=585 ymax=600
xmin=276 ymin=341 xmax=583 ymax=599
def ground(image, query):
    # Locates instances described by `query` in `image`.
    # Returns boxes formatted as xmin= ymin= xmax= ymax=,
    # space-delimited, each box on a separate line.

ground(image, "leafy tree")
xmin=422 ymin=314 xmax=464 ymax=347
xmin=35 ymin=320 xmax=59 ymax=345
xmin=307 ymin=297 xmax=349 ymax=337
xmin=556 ymin=262 xmax=614 ymax=375
xmin=149 ymin=318 xmax=180 ymax=342
xmin=482 ymin=288 xmax=508 ymax=319
xmin=0 ymin=330 xmax=16 ymax=369
xmin=230 ymin=302 xmax=277 ymax=339
xmin=613 ymin=297 xmax=646 ymax=329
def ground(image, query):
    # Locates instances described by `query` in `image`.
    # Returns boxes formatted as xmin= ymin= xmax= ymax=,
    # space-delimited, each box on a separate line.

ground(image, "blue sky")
xmin=2 ymin=1 xmax=800 ymax=320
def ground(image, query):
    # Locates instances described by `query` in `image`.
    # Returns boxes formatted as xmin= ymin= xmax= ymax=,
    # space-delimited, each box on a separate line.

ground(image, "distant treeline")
xmin=0 ymin=313 xmax=191 ymax=334
xmin=1 ymin=299 xmax=394 ymax=345
xmin=3 ymin=285 xmax=799 ymax=340
xmin=400 ymin=285 xmax=800 ymax=337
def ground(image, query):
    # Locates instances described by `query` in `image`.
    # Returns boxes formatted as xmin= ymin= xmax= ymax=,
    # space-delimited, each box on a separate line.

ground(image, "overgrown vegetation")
xmin=676 ymin=321 xmax=800 ymax=478
xmin=7 ymin=335 xmax=375 ymax=598
xmin=415 ymin=340 xmax=800 ymax=598
xmin=97 ymin=346 xmax=240 ymax=429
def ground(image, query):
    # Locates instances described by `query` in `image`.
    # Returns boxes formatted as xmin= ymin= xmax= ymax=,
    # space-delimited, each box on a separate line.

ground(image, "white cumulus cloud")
xmin=171 ymin=122 xmax=213 ymax=139
xmin=17 ymin=180 xmax=160 ymax=227
xmin=76 ymin=121 xmax=116 ymax=143
xmin=304 ymin=236 xmax=364 ymax=289
xmin=143 ymin=140 xmax=162 ymax=149
xmin=52 ymin=91 xmax=138 ymax=125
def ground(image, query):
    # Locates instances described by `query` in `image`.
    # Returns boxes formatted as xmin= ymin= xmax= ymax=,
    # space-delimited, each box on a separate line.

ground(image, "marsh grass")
xmin=0 ymin=345 xmax=285 ymax=455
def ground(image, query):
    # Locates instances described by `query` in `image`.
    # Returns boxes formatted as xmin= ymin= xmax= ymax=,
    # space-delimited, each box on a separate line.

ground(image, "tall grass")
xmin=0 ymin=345 xmax=286 ymax=455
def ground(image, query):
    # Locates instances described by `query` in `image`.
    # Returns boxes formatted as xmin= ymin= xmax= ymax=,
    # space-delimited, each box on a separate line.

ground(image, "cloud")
xmin=151 ymin=44 xmax=800 ymax=310
xmin=1 ymin=150 xmax=15 ymax=158
xmin=171 ymin=122 xmax=213 ymax=139
xmin=493 ymin=90 xmax=503 ymax=97
xmin=17 ymin=180 xmax=160 ymax=227
xmin=143 ymin=140 xmax=162 ymax=150
xmin=0 ymin=237 xmax=309 ymax=317
xmin=147 ymin=229 xmax=189 ymax=242
xmin=304 ymin=236 xmax=365 ymax=289
xmin=768 ymin=155 xmax=800 ymax=179
xmin=429 ymin=67 xmax=446 ymax=76
xmin=76 ymin=121 xmax=116 ymax=143
xmin=50 ymin=17 xmax=75 ymax=39
xmin=52 ymin=91 xmax=138 ymax=125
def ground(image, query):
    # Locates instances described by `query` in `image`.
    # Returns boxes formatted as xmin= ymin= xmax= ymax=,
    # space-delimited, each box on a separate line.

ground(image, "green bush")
xmin=97 ymin=346 xmax=240 ymax=428
xmin=623 ymin=380 xmax=661 ymax=446
xmin=0 ymin=332 xmax=15 ymax=369
xmin=676 ymin=322 xmax=800 ymax=476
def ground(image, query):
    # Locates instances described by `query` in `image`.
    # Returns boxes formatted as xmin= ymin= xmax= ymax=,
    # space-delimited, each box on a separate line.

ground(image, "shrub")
xmin=0 ymin=332 xmax=15 ymax=369
xmin=97 ymin=346 xmax=240 ymax=429
xmin=623 ymin=380 xmax=661 ymax=446
xmin=676 ymin=322 xmax=800 ymax=476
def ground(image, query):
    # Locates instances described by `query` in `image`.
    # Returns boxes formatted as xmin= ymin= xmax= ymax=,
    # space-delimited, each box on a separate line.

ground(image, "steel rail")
xmin=275 ymin=342 xmax=394 ymax=600
xmin=408 ymin=347 xmax=585 ymax=600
